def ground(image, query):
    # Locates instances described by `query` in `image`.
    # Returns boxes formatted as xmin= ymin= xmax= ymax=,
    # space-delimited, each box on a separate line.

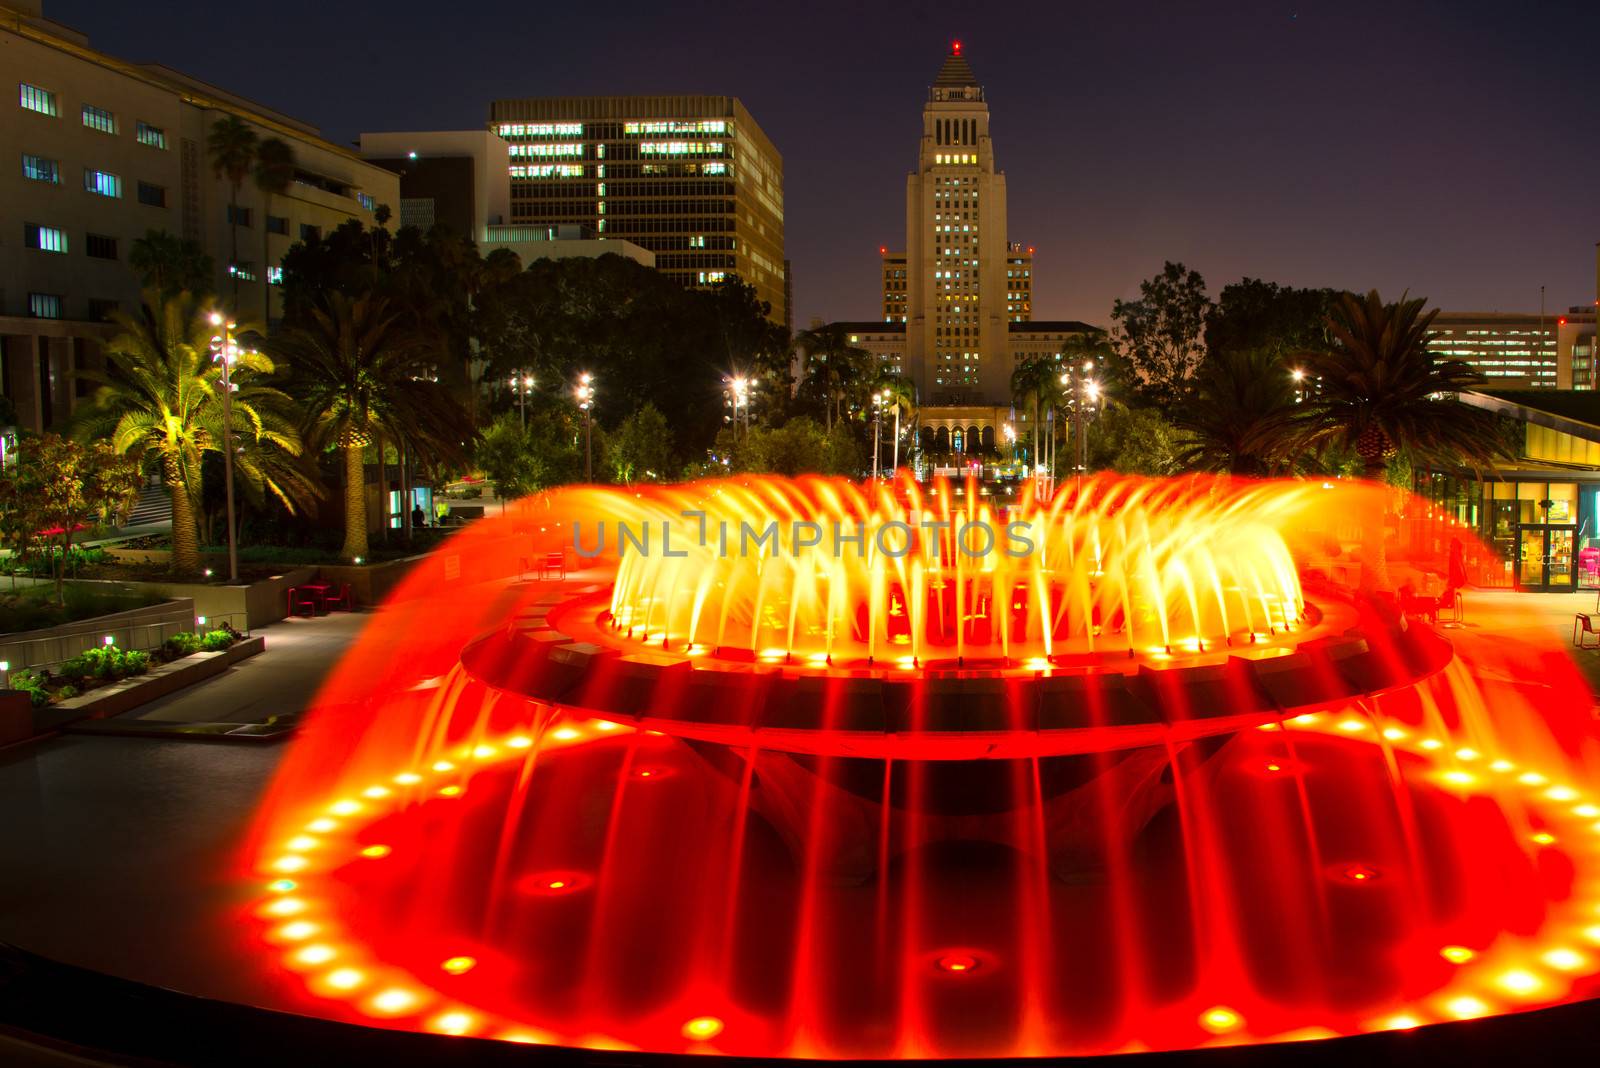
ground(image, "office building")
xmin=1429 ymin=312 xmax=1562 ymax=389
xmin=486 ymin=95 xmax=786 ymax=325
xmin=1 ymin=0 xmax=397 ymax=434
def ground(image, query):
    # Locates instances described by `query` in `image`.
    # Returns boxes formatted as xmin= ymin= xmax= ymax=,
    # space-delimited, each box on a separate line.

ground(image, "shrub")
xmin=124 ymin=649 xmax=150 ymax=675
xmin=58 ymin=654 xmax=94 ymax=682
xmin=163 ymin=631 xmax=202 ymax=658
xmin=8 ymin=669 xmax=50 ymax=708
xmin=200 ymin=629 xmax=237 ymax=652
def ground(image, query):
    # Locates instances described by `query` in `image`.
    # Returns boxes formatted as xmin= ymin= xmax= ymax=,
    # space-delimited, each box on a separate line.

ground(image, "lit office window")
xmin=84 ymin=168 xmax=122 ymax=198
xmin=135 ymin=121 xmax=167 ymax=148
xmin=29 ymin=293 xmax=64 ymax=319
xmin=24 ymin=223 xmax=68 ymax=253
xmin=22 ymin=154 xmax=59 ymax=182
xmin=81 ymin=104 xmax=117 ymax=134
xmin=20 ymin=83 xmax=57 ymax=116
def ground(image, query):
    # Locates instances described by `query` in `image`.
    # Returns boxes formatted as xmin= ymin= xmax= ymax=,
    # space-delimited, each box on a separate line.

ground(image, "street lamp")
xmin=207 ymin=311 xmax=245 ymax=583
xmin=509 ymin=372 xmax=535 ymax=427
xmin=1055 ymin=358 xmax=1100 ymax=495
xmin=1290 ymin=367 xmax=1307 ymax=404
xmin=574 ymin=372 xmax=595 ymax=482
xmin=871 ymin=389 xmax=890 ymax=481
xmin=723 ymin=374 xmax=752 ymax=442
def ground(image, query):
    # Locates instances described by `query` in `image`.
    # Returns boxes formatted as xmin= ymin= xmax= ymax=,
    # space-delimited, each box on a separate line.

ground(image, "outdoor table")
xmin=299 ymin=582 xmax=333 ymax=614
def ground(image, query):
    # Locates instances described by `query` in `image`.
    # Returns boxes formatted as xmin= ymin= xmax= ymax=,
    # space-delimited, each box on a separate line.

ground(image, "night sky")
xmin=50 ymin=0 xmax=1599 ymax=330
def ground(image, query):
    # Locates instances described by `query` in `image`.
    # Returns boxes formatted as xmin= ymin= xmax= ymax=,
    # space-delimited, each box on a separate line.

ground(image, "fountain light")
xmin=441 ymin=956 xmax=477 ymax=975
xmin=681 ymin=1016 xmax=724 ymax=1040
xmin=1199 ymin=1006 xmax=1243 ymax=1033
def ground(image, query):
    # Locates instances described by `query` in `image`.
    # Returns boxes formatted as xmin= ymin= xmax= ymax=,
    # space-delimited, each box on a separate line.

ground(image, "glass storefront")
xmin=1412 ymin=471 xmax=1596 ymax=591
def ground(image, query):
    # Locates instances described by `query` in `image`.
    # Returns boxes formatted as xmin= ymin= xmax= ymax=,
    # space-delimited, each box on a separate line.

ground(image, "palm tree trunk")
xmin=342 ymin=442 xmax=369 ymax=563
xmin=167 ymin=457 xmax=200 ymax=574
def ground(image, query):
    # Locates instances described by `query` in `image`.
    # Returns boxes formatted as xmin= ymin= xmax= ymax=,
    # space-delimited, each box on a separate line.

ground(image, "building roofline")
xmin=1458 ymin=390 xmax=1600 ymax=445
xmin=1 ymin=4 xmax=371 ymax=164
xmin=1008 ymin=321 xmax=1103 ymax=333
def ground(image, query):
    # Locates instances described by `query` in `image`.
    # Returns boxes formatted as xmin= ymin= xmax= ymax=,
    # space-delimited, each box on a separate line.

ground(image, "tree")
xmin=129 ymin=231 xmax=214 ymax=299
xmin=0 ymin=437 xmax=140 ymax=604
xmin=74 ymin=292 xmax=309 ymax=573
xmin=1204 ymin=278 xmax=1339 ymax=363
xmin=795 ymin=324 xmax=871 ymax=432
xmin=1010 ymin=354 xmax=1061 ymax=471
xmin=476 ymin=408 xmax=583 ymax=498
xmin=207 ymin=116 xmax=259 ymax=307
xmin=608 ymin=404 xmax=672 ymax=484
xmin=253 ymin=137 xmax=296 ymax=321
xmin=1173 ymin=348 xmax=1306 ymax=475
xmin=269 ymin=293 xmax=472 ymax=562
xmin=1087 ymin=407 xmax=1187 ymax=476
xmin=1110 ymin=261 xmax=1211 ymax=406
xmin=1299 ymin=290 xmax=1509 ymax=481
xmin=872 ymin=374 xmax=918 ymax=472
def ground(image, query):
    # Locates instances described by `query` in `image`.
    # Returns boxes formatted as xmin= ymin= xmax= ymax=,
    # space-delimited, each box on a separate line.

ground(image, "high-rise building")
xmin=1 ymin=0 xmax=397 ymax=434
xmin=869 ymin=45 xmax=1093 ymax=410
xmin=486 ymin=96 xmax=786 ymax=325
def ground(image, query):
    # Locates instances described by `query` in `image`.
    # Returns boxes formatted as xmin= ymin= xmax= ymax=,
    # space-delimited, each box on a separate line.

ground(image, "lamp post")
xmin=890 ymin=394 xmax=901 ymax=475
xmin=510 ymin=372 xmax=535 ymax=427
xmin=207 ymin=312 xmax=242 ymax=583
xmin=871 ymin=389 xmax=889 ymax=481
xmin=1059 ymin=358 xmax=1101 ymax=494
xmin=575 ymin=372 xmax=595 ymax=482
xmin=723 ymin=375 xmax=751 ymax=442
xmin=1290 ymin=366 xmax=1307 ymax=404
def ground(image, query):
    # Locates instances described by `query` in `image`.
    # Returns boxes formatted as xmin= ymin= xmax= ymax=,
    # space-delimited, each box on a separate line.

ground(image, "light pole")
xmin=510 ymin=372 xmax=535 ymax=427
xmin=871 ymin=389 xmax=888 ymax=481
xmin=1290 ymin=366 xmax=1307 ymax=404
xmin=207 ymin=312 xmax=242 ymax=583
xmin=723 ymin=375 xmax=751 ymax=442
xmin=890 ymin=395 xmax=901 ymax=475
xmin=575 ymin=372 xmax=594 ymax=481
xmin=1059 ymin=358 xmax=1100 ymax=493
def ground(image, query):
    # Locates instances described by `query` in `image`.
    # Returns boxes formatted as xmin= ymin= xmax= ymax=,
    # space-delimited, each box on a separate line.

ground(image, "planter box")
xmin=64 ymin=568 xmax=317 ymax=630
xmin=0 ymin=597 xmax=196 ymax=671
xmin=29 ymin=635 xmax=266 ymax=736
xmin=0 ymin=689 xmax=31 ymax=747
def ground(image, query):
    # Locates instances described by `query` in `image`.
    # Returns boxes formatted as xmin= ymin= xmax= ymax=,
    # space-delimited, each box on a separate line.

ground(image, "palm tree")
xmin=1010 ymin=353 xmax=1060 ymax=470
xmin=129 ymin=230 xmax=213 ymax=298
xmin=1173 ymin=348 xmax=1306 ymax=475
xmin=74 ymin=291 xmax=310 ymax=574
xmin=795 ymin=324 xmax=870 ymax=433
xmin=1300 ymin=290 xmax=1508 ymax=480
xmin=208 ymin=116 xmax=258 ymax=307
xmin=268 ymin=293 xmax=472 ymax=562
xmin=253 ymin=137 xmax=295 ymax=323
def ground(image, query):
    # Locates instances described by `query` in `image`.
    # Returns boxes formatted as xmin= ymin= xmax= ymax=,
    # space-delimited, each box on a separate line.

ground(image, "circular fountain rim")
xmin=455 ymin=584 xmax=1456 ymax=760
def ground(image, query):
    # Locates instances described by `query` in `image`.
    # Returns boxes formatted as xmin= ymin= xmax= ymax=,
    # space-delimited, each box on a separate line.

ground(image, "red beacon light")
xmin=952 ymin=40 xmax=962 ymax=55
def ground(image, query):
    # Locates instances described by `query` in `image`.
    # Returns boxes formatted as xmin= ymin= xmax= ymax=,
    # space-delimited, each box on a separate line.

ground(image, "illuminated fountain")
xmin=249 ymin=474 xmax=1600 ymax=1058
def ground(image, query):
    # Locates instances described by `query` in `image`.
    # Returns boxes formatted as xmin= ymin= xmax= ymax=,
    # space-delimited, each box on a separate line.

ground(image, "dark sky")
xmin=51 ymin=0 xmax=1599 ymax=329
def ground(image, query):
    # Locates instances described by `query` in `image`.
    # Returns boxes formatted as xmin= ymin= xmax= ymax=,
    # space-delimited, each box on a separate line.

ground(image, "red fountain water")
xmin=247 ymin=474 xmax=1600 ymax=1058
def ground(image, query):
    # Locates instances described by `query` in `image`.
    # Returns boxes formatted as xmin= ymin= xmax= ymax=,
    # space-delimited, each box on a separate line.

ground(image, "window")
xmin=84 ymin=169 xmax=122 ymax=198
xmin=228 ymin=262 xmax=256 ymax=282
xmin=266 ymin=215 xmax=288 ymax=235
xmin=28 ymin=293 xmax=63 ymax=319
xmin=22 ymin=154 xmax=59 ymax=182
xmin=356 ymin=192 xmax=375 ymax=211
xmin=137 ymin=181 xmax=167 ymax=207
xmin=81 ymin=104 xmax=116 ymax=134
xmin=88 ymin=298 xmax=120 ymax=322
xmin=227 ymin=205 xmax=251 ymax=226
xmin=135 ymin=121 xmax=167 ymax=149
xmin=24 ymin=224 xmax=68 ymax=253
xmin=85 ymin=233 xmax=118 ymax=259
xmin=267 ymin=266 xmax=283 ymax=285
xmin=20 ymin=83 xmax=57 ymax=116
xmin=299 ymin=223 xmax=320 ymax=241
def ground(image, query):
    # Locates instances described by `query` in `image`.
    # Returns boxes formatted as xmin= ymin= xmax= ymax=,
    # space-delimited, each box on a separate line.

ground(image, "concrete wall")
xmin=0 ymin=596 xmax=194 ymax=670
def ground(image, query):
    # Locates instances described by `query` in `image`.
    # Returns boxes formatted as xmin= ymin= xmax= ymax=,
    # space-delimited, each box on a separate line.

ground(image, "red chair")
xmin=326 ymin=583 xmax=354 ymax=611
xmin=288 ymin=586 xmax=317 ymax=618
xmin=537 ymin=551 xmax=566 ymax=580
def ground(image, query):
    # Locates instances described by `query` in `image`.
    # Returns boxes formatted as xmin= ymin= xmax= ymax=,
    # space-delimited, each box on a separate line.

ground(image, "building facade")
xmin=1 ymin=0 xmax=397 ymax=434
xmin=1429 ymin=312 xmax=1568 ymax=389
xmin=486 ymin=95 xmax=786 ymax=325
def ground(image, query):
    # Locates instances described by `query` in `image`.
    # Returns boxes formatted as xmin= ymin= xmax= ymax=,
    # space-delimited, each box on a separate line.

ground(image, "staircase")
xmin=121 ymin=484 xmax=171 ymax=529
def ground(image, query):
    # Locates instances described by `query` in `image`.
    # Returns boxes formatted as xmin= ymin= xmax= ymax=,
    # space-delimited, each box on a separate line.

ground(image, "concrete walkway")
xmin=1454 ymin=586 xmax=1600 ymax=698
xmin=126 ymin=610 xmax=369 ymax=724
